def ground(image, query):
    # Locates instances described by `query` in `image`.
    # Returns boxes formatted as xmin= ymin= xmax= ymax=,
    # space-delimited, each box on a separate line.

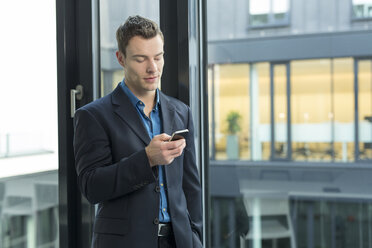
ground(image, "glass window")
xmin=209 ymin=63 xmax=272 ymax=161
xmin=272 ymin=64 xmax=289 ymax=159
xmin=0 ymin=0 xmax=58 ymax=247
xmin=252 ymin=63 xmax=271 ymax=161
xmin=352 ymin=0 xmax=372 ymax=19
xmin=291 ymin=59 xmax=333 ymax=162
xmin=99 ymin=0 xmax=160 ymax=97
xmin=333 ymin=58 xmax=355 ymax=162
xmin=207 ymin=0 xmax=372 ymax=247
xmin=210 ymin=64 xmax=250 ymax=160
xmin=249 ymin=0 xmax=290 ymax=27
xmin=357 ymin=59 xmax=372 ymax=160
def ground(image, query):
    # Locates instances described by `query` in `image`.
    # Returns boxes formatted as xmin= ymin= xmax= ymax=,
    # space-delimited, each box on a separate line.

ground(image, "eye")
xmin=136 ymin=58 xmax=145 ymax=63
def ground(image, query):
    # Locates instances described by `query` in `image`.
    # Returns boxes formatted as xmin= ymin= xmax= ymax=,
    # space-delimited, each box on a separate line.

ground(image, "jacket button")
xmin=153 ymin=218 xmax=159 ymax=225
xmin=155 ymin=186 xmax=160 ymax=193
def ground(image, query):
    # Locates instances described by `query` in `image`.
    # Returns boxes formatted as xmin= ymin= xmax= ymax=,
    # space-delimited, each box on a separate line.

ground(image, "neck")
xmin=125 ymin=84 xmax=157 ymax=114
xmin=126 ymin=83 xmax=156 ymax=101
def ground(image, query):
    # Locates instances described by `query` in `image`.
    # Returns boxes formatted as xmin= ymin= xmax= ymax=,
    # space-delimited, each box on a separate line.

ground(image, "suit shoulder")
xmin=160 ymin=91 xmax=190 ymax=112
xmin=77 ymin=93 xmax=112 ymax=115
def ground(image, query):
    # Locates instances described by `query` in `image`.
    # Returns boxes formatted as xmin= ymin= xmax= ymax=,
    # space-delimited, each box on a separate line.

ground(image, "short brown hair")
xmin=116 ymin=15 xmax=164 ymax=56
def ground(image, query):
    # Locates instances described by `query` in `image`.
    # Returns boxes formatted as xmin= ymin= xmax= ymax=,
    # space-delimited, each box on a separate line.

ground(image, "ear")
xmin=116 ymin=51 xmax=126 ymax=68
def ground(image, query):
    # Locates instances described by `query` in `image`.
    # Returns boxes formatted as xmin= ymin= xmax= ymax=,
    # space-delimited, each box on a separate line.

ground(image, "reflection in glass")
xmin=291 ymin=60 xmax=332 ymax=161
xmin=358 ymin=60 xmax=372 ymax=160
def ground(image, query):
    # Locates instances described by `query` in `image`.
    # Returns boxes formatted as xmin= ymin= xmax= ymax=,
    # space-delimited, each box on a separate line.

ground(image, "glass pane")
xmin=210 ymin=64 xmax=250 ymax=160
xmin=249 ymin=0 xmax=270 ymax=14
xmin=252 ymin=63 xmax=271 ymax=161
xmin=273 ymin=0 xmax=289 ymax=14
xmin=207 ymin=0 xmax=372 ymax=247
xmin=333 ymin=58 xmax=354 ymax=162
xmin=273 ymin=0 xmax=289 ymax=21
xmin=100 ymin=0 xmax=160 ymax=97
xmin=352 ymin=0 xmax=372 ymax=18
xmin=358 ymin=60 xmax=372 ymax=160
xmin=209 ymin=66 xmax=215 ymax=159
xmin=291 ymin=59 xmax=332 ymax=161
xmin=273 ymin=64 xmax=288 ymax=159
xmin=0 ymin=0 xmax=58 ymax=247
xmin=249 ymin=0 xmax=270 ymax=26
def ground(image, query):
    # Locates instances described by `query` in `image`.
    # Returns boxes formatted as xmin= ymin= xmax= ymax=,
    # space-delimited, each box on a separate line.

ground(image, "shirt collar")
xmin=120 ymin=79 xmax=160 ymax=110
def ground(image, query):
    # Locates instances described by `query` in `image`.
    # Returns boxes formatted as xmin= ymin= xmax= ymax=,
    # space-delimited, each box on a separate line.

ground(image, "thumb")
xmin=155 ymin=133 xmax=171 ymax=141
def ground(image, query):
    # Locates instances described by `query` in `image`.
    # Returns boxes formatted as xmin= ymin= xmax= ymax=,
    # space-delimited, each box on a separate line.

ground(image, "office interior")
xmin=0 ymin=0 xmax=372 ymax=247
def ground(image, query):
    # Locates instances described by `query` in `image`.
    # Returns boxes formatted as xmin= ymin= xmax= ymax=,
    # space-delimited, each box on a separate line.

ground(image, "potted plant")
xmin=226 ymin=111 xmax=241 ymax=159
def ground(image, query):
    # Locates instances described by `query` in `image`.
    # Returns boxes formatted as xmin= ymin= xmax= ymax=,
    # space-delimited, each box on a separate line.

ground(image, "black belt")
xmin=158 ymin=223 xmax=173 ymax=237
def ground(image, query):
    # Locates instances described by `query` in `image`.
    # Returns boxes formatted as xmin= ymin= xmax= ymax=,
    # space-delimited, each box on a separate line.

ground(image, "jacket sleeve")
xmin=182 ymin=106 xmax=203 ymax=241
xmin=73 ymin=108 xmax=155 ymax=204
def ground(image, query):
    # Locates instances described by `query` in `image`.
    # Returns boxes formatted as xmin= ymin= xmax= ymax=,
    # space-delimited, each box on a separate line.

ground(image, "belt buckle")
xmin=158 ymin=223 xmax=167 ymax=237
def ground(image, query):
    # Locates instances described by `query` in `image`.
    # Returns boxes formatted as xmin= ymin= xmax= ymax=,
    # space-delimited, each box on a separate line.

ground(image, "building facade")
xmin=207 ymin=0 xmax=372 ymax=247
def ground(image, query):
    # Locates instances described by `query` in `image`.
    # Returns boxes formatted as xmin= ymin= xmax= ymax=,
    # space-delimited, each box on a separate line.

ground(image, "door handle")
xmin=71 ymin=84 xmax=84 ymax=118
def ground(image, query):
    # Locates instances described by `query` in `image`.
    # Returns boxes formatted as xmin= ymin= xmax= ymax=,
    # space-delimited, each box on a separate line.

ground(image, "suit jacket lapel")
xmin=111 ymin=85 xmax=151 ymax=145
xmin=159 ymin=92 xmax=177 ymax=181
xmin=159 ymin=92 xmax=175 ymax=136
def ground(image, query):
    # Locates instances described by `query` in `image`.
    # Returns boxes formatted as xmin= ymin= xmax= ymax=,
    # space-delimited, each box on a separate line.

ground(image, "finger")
xmin=166 ymin=139 xmax=185 ymax=149
xmin=167 ymin=144 xmax=186 ymax=157
xmin=154 ymin=133 xmax=171 ymax=141
xmin=160 ymin=133 xmax=172 ymax=141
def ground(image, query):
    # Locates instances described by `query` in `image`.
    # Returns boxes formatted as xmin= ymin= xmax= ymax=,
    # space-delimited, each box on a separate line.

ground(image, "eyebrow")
xmin=132 ymin=52 xmax=164 ymax=59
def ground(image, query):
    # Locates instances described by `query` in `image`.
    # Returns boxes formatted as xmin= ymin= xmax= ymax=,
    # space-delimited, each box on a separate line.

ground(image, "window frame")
xmin=270 ymin=61 xmax=292 ymax=161
xmin=247 ymin=0 xmax=291 ymax=29
xmin=351 ymin=0 xmax=372 ymax=21
xmin=354 ymin=57 xmax=372 ymax=163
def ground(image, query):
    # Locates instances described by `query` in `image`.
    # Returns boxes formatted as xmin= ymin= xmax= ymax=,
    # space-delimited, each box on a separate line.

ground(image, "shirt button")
xmin=153 ymin=218 xmax=159 ymax=225
xmin=155 ymin=186 xmax=160 ymax=193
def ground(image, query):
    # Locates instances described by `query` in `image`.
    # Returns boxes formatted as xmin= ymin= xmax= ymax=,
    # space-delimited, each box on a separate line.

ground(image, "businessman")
xmin=73 ymin=15 xmax=203 ymax=248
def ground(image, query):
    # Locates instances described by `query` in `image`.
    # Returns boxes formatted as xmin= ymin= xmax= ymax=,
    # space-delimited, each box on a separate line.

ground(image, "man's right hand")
xmin=145 ymin=133 xmax=186 ymax=167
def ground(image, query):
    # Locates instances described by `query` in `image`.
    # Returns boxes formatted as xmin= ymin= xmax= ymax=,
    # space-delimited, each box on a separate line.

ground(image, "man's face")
xmin=116 ymin=35 xmax=164 ymax=96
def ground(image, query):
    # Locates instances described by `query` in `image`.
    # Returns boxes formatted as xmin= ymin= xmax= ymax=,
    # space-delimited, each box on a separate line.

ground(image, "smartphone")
xmin=169 ymin=129 xmax=189 ymax=141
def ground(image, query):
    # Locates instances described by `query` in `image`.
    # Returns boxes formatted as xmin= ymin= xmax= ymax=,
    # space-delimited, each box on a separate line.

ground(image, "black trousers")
xmin=158 ymin=234 xmax=177 ymax=248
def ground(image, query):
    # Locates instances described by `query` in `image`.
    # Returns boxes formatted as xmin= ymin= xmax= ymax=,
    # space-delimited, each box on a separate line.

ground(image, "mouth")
xmin=144 ymin=76 xmax=158 ymax=82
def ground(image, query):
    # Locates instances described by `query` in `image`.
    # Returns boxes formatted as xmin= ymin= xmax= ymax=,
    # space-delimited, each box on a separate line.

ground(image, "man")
xmin=73 ymin=15 xmax=203 ymax=248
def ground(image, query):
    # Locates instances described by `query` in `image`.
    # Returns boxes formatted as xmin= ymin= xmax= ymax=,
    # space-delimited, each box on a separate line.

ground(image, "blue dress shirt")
xmin=120 ymin=80 xmax=170 ymax=223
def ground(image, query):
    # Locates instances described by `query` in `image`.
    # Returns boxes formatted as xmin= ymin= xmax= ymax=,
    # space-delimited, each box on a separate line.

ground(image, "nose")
xmin=146 ymin=59 xmax=157 ymax=73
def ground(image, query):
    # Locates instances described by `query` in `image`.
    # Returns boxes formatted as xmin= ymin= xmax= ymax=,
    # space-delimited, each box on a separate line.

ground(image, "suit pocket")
xmin=93 ymin=217 xmax=129 ymax=236
xmin=187 ymin=211 xmax=202 ymax=247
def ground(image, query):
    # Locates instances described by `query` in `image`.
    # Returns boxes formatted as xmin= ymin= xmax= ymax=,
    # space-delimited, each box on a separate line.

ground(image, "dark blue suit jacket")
xmin=73 ymin=85 xmax=203 ymax=248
